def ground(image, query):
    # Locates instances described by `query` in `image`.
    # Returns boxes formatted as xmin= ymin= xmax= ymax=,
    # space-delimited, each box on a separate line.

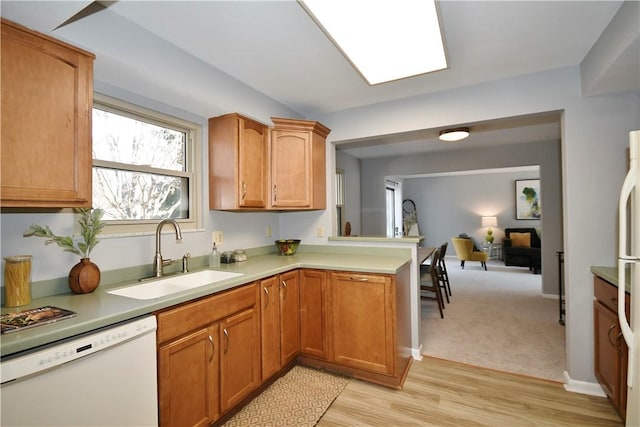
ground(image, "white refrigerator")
xmin=618 ymin=129 xmax=639 ymax=427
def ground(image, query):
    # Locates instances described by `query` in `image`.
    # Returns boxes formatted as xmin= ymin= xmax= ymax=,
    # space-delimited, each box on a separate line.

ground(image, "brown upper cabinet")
xmin=270 ymin=117 xmax=330 ymax=210
xmin=1 ymin=19 xmax=95 ymax=208
xmin=208 ymin=114 xmax=330 ymax=211
xmin=209 ymin=113 xmax=269 ymax=210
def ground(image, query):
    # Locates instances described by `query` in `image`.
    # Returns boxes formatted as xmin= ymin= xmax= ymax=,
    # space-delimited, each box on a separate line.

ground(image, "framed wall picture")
xmin=515 ymin=179 xmax=541 ymax=219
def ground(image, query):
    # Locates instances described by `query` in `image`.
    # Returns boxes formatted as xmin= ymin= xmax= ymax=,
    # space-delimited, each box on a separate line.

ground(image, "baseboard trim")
xmin=563 ymin=371 xmax=606 ymax=396
xmin=412 ymin=345 xmax=423 ymax=360
xmin=542 ymin=292 xmax=559 ymax=300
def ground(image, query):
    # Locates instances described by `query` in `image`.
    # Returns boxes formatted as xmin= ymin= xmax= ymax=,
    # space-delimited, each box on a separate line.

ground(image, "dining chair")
xmin=421 ymin=244 xmax=450 ymax=304
xmin=439 ymin=242 xmax=452 ymax=297
xmin=420 ymin=249 xmax=445 ymax=318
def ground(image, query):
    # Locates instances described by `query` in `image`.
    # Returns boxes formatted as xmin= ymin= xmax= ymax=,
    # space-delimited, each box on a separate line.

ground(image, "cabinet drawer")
xmin=333 ymin=272 xmax=389 ymax=284
xmin=594 ymin=276 xmax=630 ymax=317
xmin=156 ymin=282 xmax=258 ymax=344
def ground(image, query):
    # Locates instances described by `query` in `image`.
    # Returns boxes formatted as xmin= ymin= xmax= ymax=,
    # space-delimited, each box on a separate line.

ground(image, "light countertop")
xmin=1 ymin=249 xmax=410 ymax=357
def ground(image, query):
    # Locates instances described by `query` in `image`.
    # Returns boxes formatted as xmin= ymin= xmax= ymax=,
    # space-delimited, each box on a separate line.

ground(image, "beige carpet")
xmin=421 ymin=257 xmax=566 ymax=382
xmin=223 ymin=365 xmax=349 ymax=426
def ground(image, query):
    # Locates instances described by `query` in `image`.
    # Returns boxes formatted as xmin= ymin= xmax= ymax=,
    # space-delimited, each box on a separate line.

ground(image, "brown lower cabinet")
xmin=299 ymin=269 xmax=330 ymax=359
xmin=593 ymin=275 xmax=630 ymax=421
xmin=156 ymin=283 xmax=260 ymax=427
xmin=331 ymin=272 xmax=395 ymax=375
xmin=260 ymin=270 xmax=300 ymax=381
xmin=157 ymin=265 xmax=411 ymax=426
xmin=299 ymin=266 xmax=412 ymax=389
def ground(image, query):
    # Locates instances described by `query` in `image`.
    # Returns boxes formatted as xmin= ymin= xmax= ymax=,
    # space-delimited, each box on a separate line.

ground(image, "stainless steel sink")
xmin=107 ymin=270 xmax=244 ymax=300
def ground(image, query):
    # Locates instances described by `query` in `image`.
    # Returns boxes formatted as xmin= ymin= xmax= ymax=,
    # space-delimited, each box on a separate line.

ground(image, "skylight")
xmin=300 ymin=0 xmax=447 ymax=85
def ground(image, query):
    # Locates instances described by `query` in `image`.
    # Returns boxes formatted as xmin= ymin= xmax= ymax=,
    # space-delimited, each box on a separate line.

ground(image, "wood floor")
xmin=317 ymin=356 xmax=623 ymax=426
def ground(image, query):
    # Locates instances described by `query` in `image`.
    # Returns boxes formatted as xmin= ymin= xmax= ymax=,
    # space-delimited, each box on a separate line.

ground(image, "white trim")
xmin=562 ymin=371 xmax=606 ymax=396
xmin=412 ymin=345 xmax=423 ymax=360
xmin=91 ymin=93 xmax=203 ymax=234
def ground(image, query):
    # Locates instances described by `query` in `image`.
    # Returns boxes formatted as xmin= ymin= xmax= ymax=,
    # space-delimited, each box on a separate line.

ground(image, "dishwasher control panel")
xmin=1 ymin=316 xmax=156 ymax=384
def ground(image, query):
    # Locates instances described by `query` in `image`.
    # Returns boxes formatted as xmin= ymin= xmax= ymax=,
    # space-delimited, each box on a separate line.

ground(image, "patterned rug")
xmin=223 ymin=365 xmax=350 ymax=426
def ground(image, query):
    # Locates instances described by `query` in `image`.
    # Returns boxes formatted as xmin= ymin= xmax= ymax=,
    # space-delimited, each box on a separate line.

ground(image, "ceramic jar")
xmin=68 ymin=258 xmax=101 ymax=294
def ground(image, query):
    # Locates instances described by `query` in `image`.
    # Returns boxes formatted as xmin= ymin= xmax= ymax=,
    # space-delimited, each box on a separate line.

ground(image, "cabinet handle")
xmin=273 ymin=185 xmax=277 ymax=202
xmin=610 ymin=297 xmax=618 ymax=307
xmin=223 ymin=328 xmax=229 ymax=354
xmin=281 ymin=280 xmax=287 ymax=300
xmin=350 ymin=276 xmax=369 ymax=282
xmin=242 ymin=181 xmax=247 ymax=201
xmin=263 ymin=286 xmax=269 ymax=308
xmin=208 ymin=335 xmax=214 ymax=363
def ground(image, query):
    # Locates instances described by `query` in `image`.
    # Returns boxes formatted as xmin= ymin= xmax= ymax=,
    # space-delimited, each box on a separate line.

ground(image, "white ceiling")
xmin=1 ymin=1 xmax=634 ymax=158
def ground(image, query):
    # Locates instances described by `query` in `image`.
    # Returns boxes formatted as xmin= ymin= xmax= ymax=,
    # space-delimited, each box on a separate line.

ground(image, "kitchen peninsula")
xmin=329 ymin=235 xmax=427 ymax=358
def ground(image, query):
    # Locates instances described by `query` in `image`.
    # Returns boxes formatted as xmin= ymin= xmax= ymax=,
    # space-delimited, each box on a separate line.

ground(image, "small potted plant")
xmin=24 ymin=208 xmax=105 ymax=294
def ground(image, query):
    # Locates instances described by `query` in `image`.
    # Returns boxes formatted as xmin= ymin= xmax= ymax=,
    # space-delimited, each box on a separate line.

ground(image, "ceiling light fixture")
xmin=439 ymin=128 xmax=470 ymax=142
xmin=299 ymin=0 xmax=447 ymax=85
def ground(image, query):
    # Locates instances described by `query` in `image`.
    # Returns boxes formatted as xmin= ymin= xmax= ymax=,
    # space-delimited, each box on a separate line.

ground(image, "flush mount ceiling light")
xmin=439 ymin=128 xmax=470 ymax=142
xmin=299 ymin=0 xmax=447 ymax=85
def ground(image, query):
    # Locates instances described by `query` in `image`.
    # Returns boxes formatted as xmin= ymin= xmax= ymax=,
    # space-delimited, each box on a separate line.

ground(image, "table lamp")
xmin=481 ymin=216 xmax=498 ymax=243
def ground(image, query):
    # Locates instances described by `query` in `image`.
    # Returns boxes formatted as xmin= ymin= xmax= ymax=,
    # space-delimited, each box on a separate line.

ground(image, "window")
xmin=336 ymin=169 xmax=345 ymax=235
xmin=385 ymin=186 xmax=396 ymax=238
xmin=92 ymin=94 xmax=201 ymax=234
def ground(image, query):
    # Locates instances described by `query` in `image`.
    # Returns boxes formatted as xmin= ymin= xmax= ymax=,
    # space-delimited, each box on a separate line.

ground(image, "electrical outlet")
xmin=266 ymin=225 xmax=272 ymax=237
xmin=316 ymin=226 xmax=324 ymax=238
xmin=212 ymin=231 xmax=224 ymax=245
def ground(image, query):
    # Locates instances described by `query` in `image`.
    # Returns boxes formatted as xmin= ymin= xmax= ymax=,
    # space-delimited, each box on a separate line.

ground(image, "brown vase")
xmin=68 ymin=258 xmax=101 ymax=294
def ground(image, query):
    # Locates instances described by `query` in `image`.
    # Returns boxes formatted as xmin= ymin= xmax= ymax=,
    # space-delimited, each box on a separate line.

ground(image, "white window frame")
xmin=336 ymin=168 xmax=345 ymax=235
xmin=92 ymin=93 xmax=202 ymax=235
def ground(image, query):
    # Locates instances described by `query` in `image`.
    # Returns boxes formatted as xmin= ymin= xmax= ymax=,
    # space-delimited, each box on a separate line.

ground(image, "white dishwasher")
xmin=1 ymin=315 xmax=158 ymax=427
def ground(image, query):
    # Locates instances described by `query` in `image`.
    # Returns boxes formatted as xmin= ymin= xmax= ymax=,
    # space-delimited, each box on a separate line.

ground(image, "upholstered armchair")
xmin=503 ymin=228 xmax=541 ymax=274
xmin=451 ymin=237 xmax=488 ymax=270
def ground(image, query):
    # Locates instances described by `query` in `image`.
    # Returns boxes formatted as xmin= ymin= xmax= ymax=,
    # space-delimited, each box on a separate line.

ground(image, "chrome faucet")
xmin=153 ymin=219 xmax=183 ymax=277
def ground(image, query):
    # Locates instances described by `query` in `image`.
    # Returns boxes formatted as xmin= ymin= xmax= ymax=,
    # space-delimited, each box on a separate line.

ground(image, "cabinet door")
xmin=299 ymin=269 xmax=330 ymax=359
xmin=593 ymin=301 xmax=625 ymax=411
xmin=280 ymin=270 xmax=300 ymax=365
xmin=208 ymin=113 xmax=267 ymax=210
xmin=270 ymin=129 xmax=311 ymax=208
xmin=220 ymin=307 xmax=261 ymax=413
xmin=158 ymin=324 xmax=219 ymax=427
xmin=269 ymin=117 xmax=329 ymax=210
xmin=237 ymin=117 xmax=268 ymax=207
xmin=331 ymin=272 xmax=395 ymax=375
xmin=1 ymin=20 xmax=94 ymax=208
xmin=260 ymin=275 xmax=281 ymax=380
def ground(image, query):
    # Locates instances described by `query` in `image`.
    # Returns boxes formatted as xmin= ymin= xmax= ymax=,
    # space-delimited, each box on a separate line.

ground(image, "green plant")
xmin=23 ymin=208 xmax=105 ymax=258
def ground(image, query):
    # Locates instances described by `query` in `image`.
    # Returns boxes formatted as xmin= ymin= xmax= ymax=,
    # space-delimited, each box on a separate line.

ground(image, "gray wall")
xmin=402 ymin=169 xmax=541 ymax=249
xmin=357 ymin=139 xmax=561 ymax=296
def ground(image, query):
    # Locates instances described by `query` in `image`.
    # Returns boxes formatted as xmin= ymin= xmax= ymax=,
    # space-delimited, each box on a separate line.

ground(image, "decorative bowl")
xmin=275 ymin=239 xmax=301 ymax=256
